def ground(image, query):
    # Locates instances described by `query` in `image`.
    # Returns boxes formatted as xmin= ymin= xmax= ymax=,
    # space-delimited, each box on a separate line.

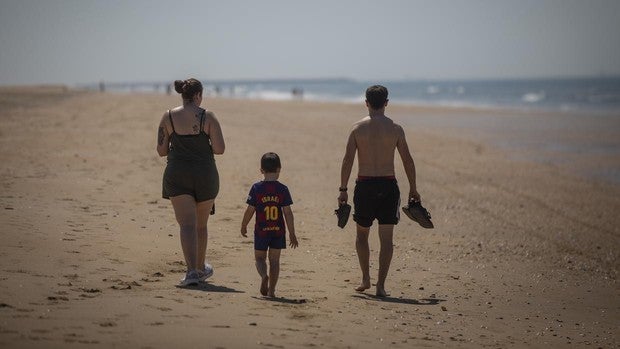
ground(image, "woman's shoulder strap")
xmin=167 ymin=110 xmax=176 ymax=133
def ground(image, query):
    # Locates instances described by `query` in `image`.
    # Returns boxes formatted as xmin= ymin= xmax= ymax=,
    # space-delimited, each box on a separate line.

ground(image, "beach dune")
xmin=0 ymin=87 xmax=618 ymax=348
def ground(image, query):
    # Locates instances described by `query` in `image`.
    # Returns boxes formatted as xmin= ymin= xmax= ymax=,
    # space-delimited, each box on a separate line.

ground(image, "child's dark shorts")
xmin=254 ymin=233 xmax=286 ymax=251
xmin=353 ymin=176 xmax=400 ymax=228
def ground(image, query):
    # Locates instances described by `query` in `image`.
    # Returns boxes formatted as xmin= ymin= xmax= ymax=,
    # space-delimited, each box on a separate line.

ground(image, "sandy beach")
xmin=0 ymin=87 xmax=618 ymax=348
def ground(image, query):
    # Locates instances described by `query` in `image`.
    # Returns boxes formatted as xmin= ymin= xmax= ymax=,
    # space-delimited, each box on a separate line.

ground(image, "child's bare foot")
xmin=355 ymin=279 xmax=371 ymax=292
xmin=260 ymin=276 xmax=269 ymax=296
xmin=376 ymin=286 xmax=389 ymax=298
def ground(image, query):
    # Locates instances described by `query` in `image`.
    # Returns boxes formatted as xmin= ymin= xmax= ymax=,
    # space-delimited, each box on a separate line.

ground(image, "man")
xmin=338 ymin=85 xmax=420 ymax=297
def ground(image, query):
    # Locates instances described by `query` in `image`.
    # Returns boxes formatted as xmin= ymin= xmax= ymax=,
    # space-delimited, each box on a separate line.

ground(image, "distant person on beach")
xmin=156 ymin=78 xmax=225 ymax=286
xmin=338 ymin=85 xmax=421 ymax=297
xmin=291 ymin=87 xmax=303 ymax=100
xmin=240 ymin=152 xmax=299 ymax=297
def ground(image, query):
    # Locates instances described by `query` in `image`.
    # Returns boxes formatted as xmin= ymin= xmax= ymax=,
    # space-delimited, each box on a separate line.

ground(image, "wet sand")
xmin=390 ymin=106 xmax=620 ymax=184
xmin=0 ymin=87 xmax=618 ymax=348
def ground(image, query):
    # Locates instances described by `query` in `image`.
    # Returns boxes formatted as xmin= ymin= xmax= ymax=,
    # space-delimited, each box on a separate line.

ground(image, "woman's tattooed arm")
xmin=158 ymin=126 xmax=165 ymax=146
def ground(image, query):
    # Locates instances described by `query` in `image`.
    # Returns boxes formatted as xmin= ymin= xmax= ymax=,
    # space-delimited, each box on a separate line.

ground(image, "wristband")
xmin=339 ymin=187 xmax=347 ymax=192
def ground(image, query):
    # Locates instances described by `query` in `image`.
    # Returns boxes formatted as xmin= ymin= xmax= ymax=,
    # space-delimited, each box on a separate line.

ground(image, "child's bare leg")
xmin=254 ymin=250 xmax=268 ymax=296
xmin=355 ymin=225 xmax=371 ymax=292
xmin=267 ymin=248 xmax=281 ymax=298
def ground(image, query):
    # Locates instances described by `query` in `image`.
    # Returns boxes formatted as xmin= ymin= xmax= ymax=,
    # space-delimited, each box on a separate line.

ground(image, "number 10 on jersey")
xmin=264 ymin=206 xmax=279 ymax=221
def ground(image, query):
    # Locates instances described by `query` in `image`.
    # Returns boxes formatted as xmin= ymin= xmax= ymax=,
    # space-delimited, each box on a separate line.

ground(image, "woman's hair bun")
xmin=174 ymin=80 xmax=186 ymax=94
xmin=173 ymin=78 xmax=203 ymax=100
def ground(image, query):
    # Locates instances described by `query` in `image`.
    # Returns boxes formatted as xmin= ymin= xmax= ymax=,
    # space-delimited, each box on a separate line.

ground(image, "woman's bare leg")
xmin=170 ymin=195 xmax=198 ymax=271
xmin=196 ymin=199 xmax=214 ymax=269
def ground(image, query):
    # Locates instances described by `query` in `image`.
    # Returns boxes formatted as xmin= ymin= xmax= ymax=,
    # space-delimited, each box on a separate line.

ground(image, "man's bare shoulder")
xmin=383 ymin=114 xmax=401 ymax=125
xmin=353 ymin=116 xmax=371 ymax=126
xmin=350 ymin=116 xmax=371 ymax=133
xmin=381 ymin=115 xmax=403 ymax=130
xmin=355 ymin=115 xmax=402 ymax=128
xmin=392 ymin=120 xmax=404 ymax=131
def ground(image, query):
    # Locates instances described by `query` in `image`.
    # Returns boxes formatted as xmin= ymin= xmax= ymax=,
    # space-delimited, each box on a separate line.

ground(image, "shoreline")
xmin=104 ymin=91 xmax=620 ymax=116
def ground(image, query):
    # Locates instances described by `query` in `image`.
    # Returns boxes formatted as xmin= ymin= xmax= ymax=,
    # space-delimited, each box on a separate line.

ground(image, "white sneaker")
xmin=198 ymin=263 xmax=214 ymax=282
xmin=179 ymin=270 xmax=200 ymax=287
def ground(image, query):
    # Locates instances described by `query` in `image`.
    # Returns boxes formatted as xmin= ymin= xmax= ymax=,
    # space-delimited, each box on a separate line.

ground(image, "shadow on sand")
xmin=251 ymin=296 xmax=308 ymax=304
xmin=176 ymin=282 xmax=244 ymax=293
xmin=351 ymin=293 xmax=445 ymax=305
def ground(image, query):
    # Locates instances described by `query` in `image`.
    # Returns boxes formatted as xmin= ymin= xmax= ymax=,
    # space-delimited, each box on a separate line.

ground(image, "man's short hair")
xmin=366 ymin=85 xmax=388 ymax=109
xmin=261 ymin=152 xmax=281 ymax=173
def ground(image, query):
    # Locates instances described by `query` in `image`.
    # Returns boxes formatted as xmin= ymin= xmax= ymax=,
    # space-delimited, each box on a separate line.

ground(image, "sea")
xmin=97 ymin=76 xmax=620 ymax=114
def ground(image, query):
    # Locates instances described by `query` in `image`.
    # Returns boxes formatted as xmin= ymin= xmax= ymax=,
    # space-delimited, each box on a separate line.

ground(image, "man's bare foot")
xmin=260 ymin=276 xmax=269 ymax=296
xmin=376 ymin=286 xmax=389 ymax=298
xmin=267 ymin=291 xmax=275 ymax=298
xmin=355 ymin=279 xmax=371 ymax=292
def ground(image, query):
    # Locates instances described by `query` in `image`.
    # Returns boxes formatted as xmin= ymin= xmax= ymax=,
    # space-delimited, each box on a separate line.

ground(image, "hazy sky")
xmin=1 ymin=0 xmax=619 ymax=86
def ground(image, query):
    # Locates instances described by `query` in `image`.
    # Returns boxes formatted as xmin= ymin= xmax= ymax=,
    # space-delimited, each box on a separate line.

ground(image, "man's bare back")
xmin=351 ymin=115 xmax=404 ymax=177
xmin=340 ymin=112 xmax=418 ymax=201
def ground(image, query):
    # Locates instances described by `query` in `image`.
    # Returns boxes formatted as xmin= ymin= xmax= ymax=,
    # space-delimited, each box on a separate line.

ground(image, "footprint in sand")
xmin=63 ymin=274 xmax=80 ymax=280
xmin=63 ymin=333 xmax=85 ymax=343
xmin=77 ymin=288 xmax=101 ymax=298
xmin=141 ymin=271 xmax=165 ymax=283
xmin=103 ymin=278 xmax=142 ymax=290
xmin=212 ymin=325 xmax=231 ymax=328
xmin=47 ymin=296 xmax=69 ymax=303
xmin=166 ymin=261 xmax=186 ymax=274
xmin=98 ymin=321 xmax=116 ymax=327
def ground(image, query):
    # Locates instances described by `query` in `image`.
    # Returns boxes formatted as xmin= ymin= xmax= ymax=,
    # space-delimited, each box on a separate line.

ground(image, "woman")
xmin=157 ymin=78 xmax=225 ymax=286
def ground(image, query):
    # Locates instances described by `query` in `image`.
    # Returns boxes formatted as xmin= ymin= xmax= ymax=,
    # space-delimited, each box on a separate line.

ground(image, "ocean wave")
xmin=521 ymin=91 xmax=546 ymax=103
xmin=246 ymin=90 xmax=295 ymax=101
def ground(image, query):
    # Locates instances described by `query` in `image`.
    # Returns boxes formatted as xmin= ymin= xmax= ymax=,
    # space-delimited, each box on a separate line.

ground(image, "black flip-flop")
xmin=402 ymin=199 xmax=434 ymax=229
xmin=334 ymin=203 xmax=351 ymax=228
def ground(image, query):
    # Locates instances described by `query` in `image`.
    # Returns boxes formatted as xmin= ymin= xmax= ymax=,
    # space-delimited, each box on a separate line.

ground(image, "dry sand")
xmin=0 ymin=87 xmax=618 ymax=348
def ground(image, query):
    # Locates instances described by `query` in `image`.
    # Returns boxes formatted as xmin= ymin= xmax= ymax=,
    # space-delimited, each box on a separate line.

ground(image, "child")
xmin=241 ymin=152 xmax=299 ymax=297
